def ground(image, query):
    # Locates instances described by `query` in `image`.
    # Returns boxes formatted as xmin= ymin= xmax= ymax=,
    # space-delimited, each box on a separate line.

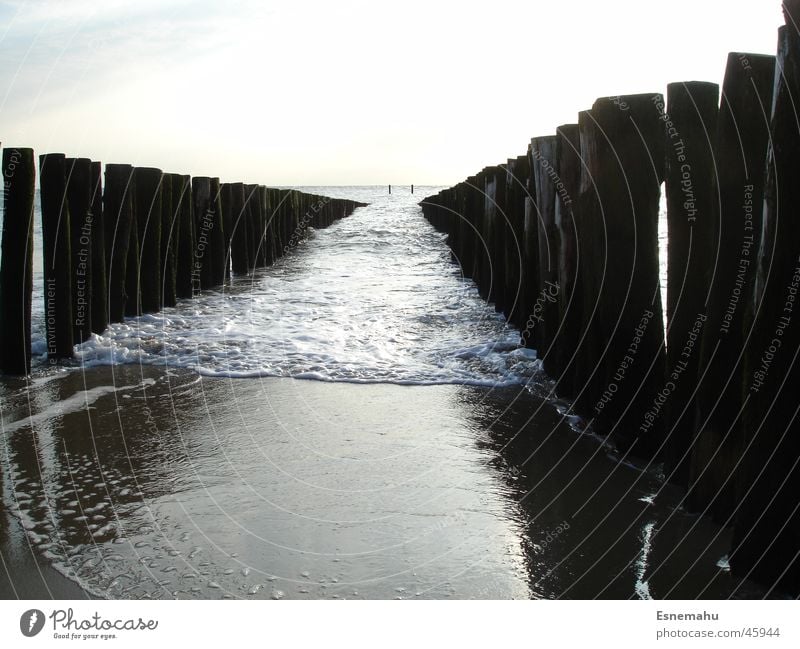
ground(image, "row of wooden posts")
xmin=421 ymin=20 xmax=800 ymax=594
xmin=0 ymin=151 xmax=366 ymax=375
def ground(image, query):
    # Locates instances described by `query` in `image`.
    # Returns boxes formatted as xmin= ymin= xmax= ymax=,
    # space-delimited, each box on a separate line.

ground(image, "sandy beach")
xmin=0 ymin=363 xmax=764 ymax=599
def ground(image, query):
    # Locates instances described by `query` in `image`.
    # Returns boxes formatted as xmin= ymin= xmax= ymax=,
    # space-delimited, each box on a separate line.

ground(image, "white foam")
xmin=23 ymin=188 xmax=547 ymax=391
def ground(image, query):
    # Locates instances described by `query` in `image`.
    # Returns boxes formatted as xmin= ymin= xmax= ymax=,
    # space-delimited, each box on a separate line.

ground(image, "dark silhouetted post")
xmin=553 ymin=123 xmax=582 ymax=397
xmin=161 ymin=173 xmax=178 ymax=309
xmin=733 ymin=27 xmax=800 ymax=593
xmin=89 ymin=161 xmax=107 ymax=335
xmin=230 ymin=183 xmax=250 ymax=275
xmin=175 ymin=174 xmax=194 ymax=299
xmin=209 ymin=178 xmax=226 ymax=285
xmin=1 ymin=148 xmax=35 ymax=375
xmin=104 ymin=164 xmax=135 ymax=323
xmin=690 ymin=53 xmax=775 ymax=519
xmin=530 ymin=136 xmax=561 ymax=367
xmin=134 ymin=167 xmax=163 ymax=314
xmin=66 ymin=157 xmax=93 ymax=343
xmin=39 ymin=153 xmax=74 ymax=359
xmin=662 ymin=82 xmax=719 ymax=486
xmin=581 ymin=95 xmax=667 ymax=458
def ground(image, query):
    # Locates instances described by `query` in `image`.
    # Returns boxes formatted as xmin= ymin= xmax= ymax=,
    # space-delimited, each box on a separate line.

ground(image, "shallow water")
xmin=0 ymin=186 xmax=763 ymax=599
xmin=24 ymin=187 xmax=539 ymax=387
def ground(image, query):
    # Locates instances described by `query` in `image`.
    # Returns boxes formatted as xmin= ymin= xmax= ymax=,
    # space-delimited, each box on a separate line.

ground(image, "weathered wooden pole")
xmin=175 ymin=174 xmax=195 ymax=299
xmin=275 ymin=189 xmax=289 ymax=255
xmin=39 ymin=153 xmax=74 ymax=359
xmin=133 ymin=167 xmax=163 ymax=314
xmin=257 ymin=185 xmax=268 ymax=267
xmin=580 ymin=95 xmax=667 ymax=458
xmin=229 ymin=183 xmax=249 ymax=275
xmin=460 ymin=176 xmax=480 ymax=282
xmin=245 ymin=184 xmax=260 ymax=271
xmin=209 ymin=177 xmax=226 ymax=286
xmin=89 ymin=161 xmax=107 ymax=335
xmin=265 ymin=188 xmax=279 ymax=264
xmin=0 ymin=148 xmax=35 ymax=375
xmin=661 ymin=82 xmax=719 ymax=486
xmin=530 ymin=136 xmax=561 ymax=369
xmin=65 ymin=157 xmax=93 ymax=343
xmin=504 ymin=156 xmax=528 ymax=329
xmin=481 ymin=167 xmax=503 ymax=307
xmin=689 ymin=53 xmax=776 ymax=518
xmin=219 ymin=182 xmax=234 ymax=282
xmin=124 ymin=174 xmax=142 ymax=319
xmin=104 ymin=164 xmax=135 ymax=323
xmin=192 ymin=177 xmax=214 ymax=291
xmin=492 ymin=164 xmax=511 ymax=315
xmin=160 ymin=173 xmax=178 ymax=309
xmin=520 ymin=173 xmax=541 ymax=351
xmin=553 ymin=123 xmax=582 ymax=397
xmin=471 ymin=169 xmax=490 ymax=301
xmin=732 ymin=26 xmax=800 ymax=593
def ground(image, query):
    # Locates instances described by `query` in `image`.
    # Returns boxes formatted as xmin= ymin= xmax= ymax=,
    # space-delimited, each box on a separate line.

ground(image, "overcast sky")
xmin=0 ymin=0 xmax=785 ymax=185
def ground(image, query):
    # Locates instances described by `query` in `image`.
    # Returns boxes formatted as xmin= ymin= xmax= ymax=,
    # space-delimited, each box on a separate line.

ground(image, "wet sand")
xmin=0 ymin=364 xmax=765 ymax=599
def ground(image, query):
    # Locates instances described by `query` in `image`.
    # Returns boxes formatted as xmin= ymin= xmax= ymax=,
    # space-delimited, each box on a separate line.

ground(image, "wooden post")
xmin=473 ymin=169 xmax=492 ymax=300
xmin=257 ymin=185 xmax=268 ymax=267
xmin=689 ymin=53 xmax=776 ymax=519
xmin=530 ymin=136 xmax=561 ymax=369
xmin=579 ymin=95 xmax=667 ymax=458
xmin=520 ymin=174 xmax=541 ymax=351
xmin=266 ymin=188 xmax=277 ymax=261
xmin=104 ymin=164 xmax=135 ymax=323
xmin=192 ymin=177 xmax=214 ymax=291
xmin=553 ymin=123 xmax=582 ymax=397
xmin=65 ymin=157 xmax=93 ymax=344
xmin=209 ymin=177 xmax=226 ymax=286
xmin=661 ymin=82 xmax=719 ymax=486
xmin=133 ymin=167 xmax=163 ymax=314
xmin=481 ymin=166 xmax=505 ymax=309
xmin=160 ymin=173 xmax=177 ymax=309
xmin=89 ymin=161 xmax=107 ymax=335
xmin=175 ymin=174 xmax=195 ymax=299
xmin=492 ymin=164 xmax=510 ymax=315
xmin=732 ymin=29 xmax=800 ymax=593
xmin=230 ymin=182 xmax=249 ymax=275
xmin=245 ymin=184 xmax=260 ymax=271
xmin=0 ymin=148 xmax=35 ymax=375
xmin=504 ymin=156 xmax=528 ymax=329
xmin=39 ymin=153 xmax=74 ymax=359
xmin=460 ymin=177 xmax=479 ymax=281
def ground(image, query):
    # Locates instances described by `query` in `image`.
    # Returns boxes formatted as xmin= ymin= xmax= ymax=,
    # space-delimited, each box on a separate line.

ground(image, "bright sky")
xmin=0 ymin=0 xmax=785 ymax=185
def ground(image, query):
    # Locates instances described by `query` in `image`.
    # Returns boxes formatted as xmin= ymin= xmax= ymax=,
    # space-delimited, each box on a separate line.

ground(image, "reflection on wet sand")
xmin=1 ymin=365 xmax=766 ymax=599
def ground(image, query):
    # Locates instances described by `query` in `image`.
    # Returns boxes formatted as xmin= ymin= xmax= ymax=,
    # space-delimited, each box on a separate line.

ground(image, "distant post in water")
xmin=0 ymin=148 xmax=35 ymax=375
xmin=39 ymin=153 xmax=74 ymax=360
